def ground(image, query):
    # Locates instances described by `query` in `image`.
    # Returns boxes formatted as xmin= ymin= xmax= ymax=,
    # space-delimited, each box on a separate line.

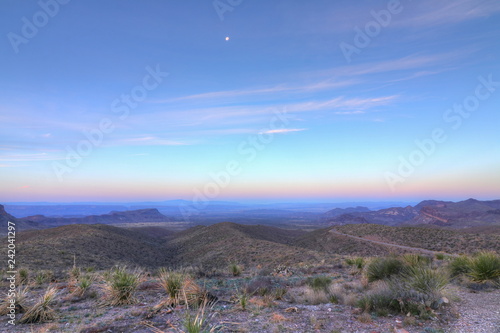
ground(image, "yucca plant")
xmin=449 ymin=255 xmax=473 ymax=277
xmin=468 ymin=252 xmax=500 ymax=282
xmin=389 ymin=265 xmax=448 ymax=313
xmin=102 ymin=266 xmax=141 ymax=306
xmin=72 ymin=275 xmax=95 ymax=298
xmin=19 ymin=287 xmax=57 ymax=323
xmin=365 ymin=257 xmax=404 ymax=282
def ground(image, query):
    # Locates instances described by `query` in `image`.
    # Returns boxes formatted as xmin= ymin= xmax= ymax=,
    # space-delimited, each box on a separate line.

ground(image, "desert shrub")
xmin=245 ymin=276 xmax=273 ymax=296
xmin=229 ymin=263 xmax=242 ymax=277
xmin=19 ymin=287 xmax=57 ymax=323
xmin=365 ymin=257 xmax=404 ymax=282
xmin=102 ymin=266 xmax=141 ymax=306
xmin=468 ymin=252 xmax=500 ymax=282
xmin=157 ymin=268 xmax=186 ymax=303
xmin=306 ymin=276 xmax=332 ymax=291
xmin=356 ymin=285 xmax=396 ymax=313
xmin=345 ymin=257 xmax=365 ymax=269
xmin=401 ymin=254 xmax=431 ymax=267
xmin=274 ymin=287 xmax=287 ymax=300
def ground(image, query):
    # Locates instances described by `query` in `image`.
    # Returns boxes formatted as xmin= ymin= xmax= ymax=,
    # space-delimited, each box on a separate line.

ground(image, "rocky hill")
xmin=324 ymin=199 xmax=500 ymax=228
xmin=0 ymin=204 xmax=41 ymax=234
xmin=16 ymin=224 xmax=170 ymax=270
xmin=325 ymin=205 xmax=419 ymax=226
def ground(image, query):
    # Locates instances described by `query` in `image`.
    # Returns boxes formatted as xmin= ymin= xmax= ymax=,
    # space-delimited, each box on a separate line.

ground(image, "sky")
xmin=0 ymin=0 xmax=500 ymax=203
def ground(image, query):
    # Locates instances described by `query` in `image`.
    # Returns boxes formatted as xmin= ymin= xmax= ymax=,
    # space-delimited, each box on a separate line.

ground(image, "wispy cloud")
xmin=397 ymin=0 xmax=500 ymax=27
xmin=261 ymin=128 xmax=307 ymax=134
xmin=0 ymin=152 xmax=64 ymax=162
xmin=335 ymin=111 xmax=365 ymax=115
xmin=151 ymin=79 xmax=359 ymax=105
xmin=111 ymin=136 xmax=190 ymax=146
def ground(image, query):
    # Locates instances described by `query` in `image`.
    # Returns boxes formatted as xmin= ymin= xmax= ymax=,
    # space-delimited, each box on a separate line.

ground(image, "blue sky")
xmin=1 ymin=0 xmax=499 ymax=202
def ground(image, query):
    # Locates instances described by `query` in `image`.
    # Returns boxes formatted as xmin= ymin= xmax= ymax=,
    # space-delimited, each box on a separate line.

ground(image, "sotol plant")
xmin=20 ymin=287 xmax=57 ymax=324
xmin=102 ymin=266 xmax=141 ymax=306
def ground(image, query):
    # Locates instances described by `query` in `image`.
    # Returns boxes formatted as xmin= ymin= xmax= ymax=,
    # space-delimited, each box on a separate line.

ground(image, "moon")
xmin=225 ymin=37 xmax=230 ymax=41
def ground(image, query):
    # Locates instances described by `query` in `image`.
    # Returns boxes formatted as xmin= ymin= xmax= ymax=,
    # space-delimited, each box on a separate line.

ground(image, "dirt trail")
xmin=330 ymin=228 xmax=458 ymax=257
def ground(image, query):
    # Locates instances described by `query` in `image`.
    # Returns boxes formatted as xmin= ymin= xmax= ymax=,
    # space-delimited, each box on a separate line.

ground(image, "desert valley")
xmin=1 ymin=199 xmax=499 ymax=332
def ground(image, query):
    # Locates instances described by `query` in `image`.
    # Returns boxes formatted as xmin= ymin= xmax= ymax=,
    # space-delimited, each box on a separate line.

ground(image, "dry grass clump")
xmin=19 ymin=287 xmax=57 ymax=324
xmin=101 ymin=266 xmax=142 ymax=306
xmin=0 ymin=286 xmax=29 ymax=315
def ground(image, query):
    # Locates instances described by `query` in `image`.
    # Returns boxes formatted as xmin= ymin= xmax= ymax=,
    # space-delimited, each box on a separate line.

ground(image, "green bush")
xmin=306 ymin=276 xmax=332 ymax=291
xmin=449 ymin=256 xmax=472 ymax=277
xmin=366 ymin=257 xmax=404 ymax=282
xmin=468 ymin=252 xmax=500 ymax=282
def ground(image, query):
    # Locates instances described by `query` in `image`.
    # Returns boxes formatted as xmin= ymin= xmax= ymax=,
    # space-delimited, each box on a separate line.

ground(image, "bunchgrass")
xmin=19 ymin=287 xmax=57 ymax=324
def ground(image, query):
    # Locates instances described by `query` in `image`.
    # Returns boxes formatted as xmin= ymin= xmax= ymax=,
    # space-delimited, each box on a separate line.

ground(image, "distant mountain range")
xmin=2 ymin=198 xmax=500 ymax=234
xmin=0 ymin=205 xmax=173 ymax=233
xmin=323 ymin=198 xmax=500 ymax=228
